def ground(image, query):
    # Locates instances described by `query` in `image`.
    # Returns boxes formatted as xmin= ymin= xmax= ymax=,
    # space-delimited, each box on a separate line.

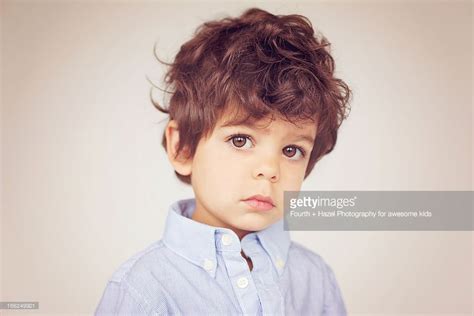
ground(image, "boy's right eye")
xmin=227 ymin=134 xmax=253 ymax=149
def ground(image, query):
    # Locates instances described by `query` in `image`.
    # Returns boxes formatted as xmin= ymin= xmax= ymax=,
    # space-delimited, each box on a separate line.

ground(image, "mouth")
xmin=242 ymin=195 xmax=275 ymax=211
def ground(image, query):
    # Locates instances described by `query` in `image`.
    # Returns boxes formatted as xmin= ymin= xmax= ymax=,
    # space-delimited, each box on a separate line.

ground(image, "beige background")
xmin=1 ymin=0 xmax=472 ymax=315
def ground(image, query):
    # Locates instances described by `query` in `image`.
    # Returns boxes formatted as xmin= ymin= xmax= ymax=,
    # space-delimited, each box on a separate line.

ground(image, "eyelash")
xmin=225 ymin=133 xmax=307 ymax=160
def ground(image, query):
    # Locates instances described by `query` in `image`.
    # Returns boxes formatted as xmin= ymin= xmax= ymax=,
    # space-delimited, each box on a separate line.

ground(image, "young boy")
xmin=95 ymin=7 xmax=351 ymax=315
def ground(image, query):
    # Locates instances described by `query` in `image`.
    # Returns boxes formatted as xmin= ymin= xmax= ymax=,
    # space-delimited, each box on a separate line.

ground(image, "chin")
xmin=238 ymin=220 xmax=272 ymax=232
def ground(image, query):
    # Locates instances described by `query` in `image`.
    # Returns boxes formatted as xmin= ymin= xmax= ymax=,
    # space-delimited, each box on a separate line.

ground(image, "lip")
xmin=242 ymin=195 xmax=275 ymax=211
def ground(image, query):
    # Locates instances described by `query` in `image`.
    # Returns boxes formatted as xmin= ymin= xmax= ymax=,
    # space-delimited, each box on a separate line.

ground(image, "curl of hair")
xmin=151 ymin=7 xmax=352 ymax=185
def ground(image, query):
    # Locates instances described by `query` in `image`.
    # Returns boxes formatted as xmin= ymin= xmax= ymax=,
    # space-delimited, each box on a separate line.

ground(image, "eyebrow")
xmin=219 ymin=121 xmax=315 ymax=145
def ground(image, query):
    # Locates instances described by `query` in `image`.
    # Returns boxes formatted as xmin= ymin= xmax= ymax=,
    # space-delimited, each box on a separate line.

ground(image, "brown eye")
xmin=283 ymin=147 xmax=296 ymax=157
xmin=227 ymin=134 xmax=253 ymax=150
xmin=232 ymin=136 xmax=248 ymax=148
xmin=283 ymin=146 xmax=304 ymax=160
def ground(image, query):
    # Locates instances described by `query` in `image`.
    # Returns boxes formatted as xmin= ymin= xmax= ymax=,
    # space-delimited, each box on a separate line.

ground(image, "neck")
xmin=191 ymin=202 xmax=252 ymax=240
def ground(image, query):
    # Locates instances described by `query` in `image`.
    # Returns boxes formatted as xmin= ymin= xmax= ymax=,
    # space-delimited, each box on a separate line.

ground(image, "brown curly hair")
xmin=151 ymin=7 xmax=352 ymax=185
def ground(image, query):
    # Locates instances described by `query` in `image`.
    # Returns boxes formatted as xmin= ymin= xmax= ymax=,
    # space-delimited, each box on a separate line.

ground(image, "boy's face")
xmin=168 ymin=111 xmax=317 ymax=239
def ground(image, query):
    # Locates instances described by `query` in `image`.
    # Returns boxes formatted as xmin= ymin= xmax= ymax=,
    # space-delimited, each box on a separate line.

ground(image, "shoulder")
xmin=288 ymin=240 xmax=329 ymax=269
xmin=107 ymin=240 xmax=166 ymax=284
xmin=287 ymin=240 xmax=347 ymax=314
xmin=287 ymin=240 xmax=341 ymax=283
xmin=95 ymin=240 xmax=171 ymax=315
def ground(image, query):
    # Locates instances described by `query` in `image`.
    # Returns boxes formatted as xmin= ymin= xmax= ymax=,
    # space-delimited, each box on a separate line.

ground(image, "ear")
xmin=165 ymin=120 xmax=193 ymax=176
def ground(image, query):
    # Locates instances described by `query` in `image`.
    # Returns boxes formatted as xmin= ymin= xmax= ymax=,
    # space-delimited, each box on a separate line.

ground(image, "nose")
xmin=252 ymin=154 xmax=280 ymax=182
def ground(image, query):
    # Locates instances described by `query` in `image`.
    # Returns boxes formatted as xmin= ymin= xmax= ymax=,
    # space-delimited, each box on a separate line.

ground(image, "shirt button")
xmin=237 ymin=277 xmax=249 ymax=288
xmin=276 ymin=258 xmax=285 ymax=269
xmin=203 ymin=259 xmax=214 ymax=271
xmin=221 ymin=234 xmax=232 ymax=246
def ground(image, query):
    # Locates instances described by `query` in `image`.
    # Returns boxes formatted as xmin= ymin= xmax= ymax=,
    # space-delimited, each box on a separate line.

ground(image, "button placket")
xmin=219 ymin=237 xmax=261 ymax=315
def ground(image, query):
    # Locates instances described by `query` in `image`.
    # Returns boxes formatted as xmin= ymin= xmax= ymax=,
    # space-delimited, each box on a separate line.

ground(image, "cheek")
xmin=280 ymin=165 xmax=306 ymax=189
xmin=192 ymin=143 xmax=245 ymax=189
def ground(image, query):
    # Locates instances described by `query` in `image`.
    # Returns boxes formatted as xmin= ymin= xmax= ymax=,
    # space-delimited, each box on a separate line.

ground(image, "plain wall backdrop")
xmin=1 ymin=0 xmax=472 ymax=315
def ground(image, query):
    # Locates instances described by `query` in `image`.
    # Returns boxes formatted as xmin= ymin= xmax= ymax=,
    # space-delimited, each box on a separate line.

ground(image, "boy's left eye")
xmin=283 ymin=146 xmax=306 ymax=160
xmin=226 ymin=134 xmax=306 ymax=160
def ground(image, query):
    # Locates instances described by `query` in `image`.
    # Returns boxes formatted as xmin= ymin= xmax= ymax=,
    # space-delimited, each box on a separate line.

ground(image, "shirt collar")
xmin=162 ymin=198 xmax=291 ymax=278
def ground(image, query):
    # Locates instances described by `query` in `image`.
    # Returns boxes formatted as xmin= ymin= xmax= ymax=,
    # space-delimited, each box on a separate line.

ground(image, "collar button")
xmin=221 ymin=234 xmax=232 ymax=246
xmin=203 ymin=259 xmax=214 ymax=271
xmin=276 ymin=258 xmax=285 ymax=269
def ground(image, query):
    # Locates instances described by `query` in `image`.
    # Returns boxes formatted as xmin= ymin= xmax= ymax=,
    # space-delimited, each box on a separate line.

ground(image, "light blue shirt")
xmin=95 ymin=198 xmax=346 ymax=315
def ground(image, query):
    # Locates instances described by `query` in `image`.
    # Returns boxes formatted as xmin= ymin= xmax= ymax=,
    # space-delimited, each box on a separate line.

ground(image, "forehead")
xmin=213 ymin=97 xmax=319 ymax=131
xmin=218 ymin=115 xmax=315 ymax=132
xmin=216 ymin=107 xmax=316 ymax=130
